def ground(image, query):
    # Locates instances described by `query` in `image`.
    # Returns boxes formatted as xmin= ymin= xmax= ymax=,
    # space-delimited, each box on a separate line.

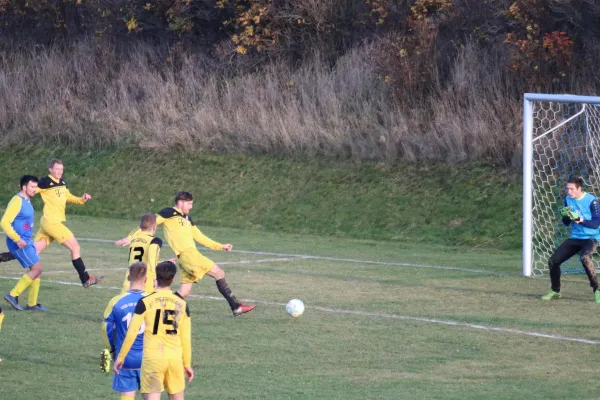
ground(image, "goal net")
xmin=523 ymin=93 xmax=600 ymax=276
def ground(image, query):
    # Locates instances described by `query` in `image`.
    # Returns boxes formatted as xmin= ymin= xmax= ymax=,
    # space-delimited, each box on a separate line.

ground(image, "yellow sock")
xmin=10 ymin=274 xmax=33 ymax=297
xmin=120 ymin=396 xmax=134 ymax=400
xmin=0 ymin=312 xmax=4 ymax=332
xmin=28 ymin=278 xmax=41 ymax=307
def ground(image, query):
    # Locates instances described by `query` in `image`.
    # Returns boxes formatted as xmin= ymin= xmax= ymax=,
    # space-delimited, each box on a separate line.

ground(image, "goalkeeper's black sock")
xmin=216 ymin=278 xmax=240 ymax=310
xmin=0 ymin=252 xmax=15 ymax=263
xmin=72 ymin=257 xmax=90 ymax=284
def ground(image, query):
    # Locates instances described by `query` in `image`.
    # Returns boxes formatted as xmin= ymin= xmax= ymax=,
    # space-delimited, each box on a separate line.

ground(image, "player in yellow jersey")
xmin=115 ymin=191 xmax=255 ymax=317
xmin=114 ymin=261 xmax=194 ymax=400
xmin=0 ymin=160 xmax=103 ymax=287
xmin=121 ymin=214 xmax=163 ymax=294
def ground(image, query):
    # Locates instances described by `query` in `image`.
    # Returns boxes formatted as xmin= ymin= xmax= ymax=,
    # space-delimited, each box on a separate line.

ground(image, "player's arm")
xmin=65 ymin=188 xmax=86 ymax=205
xmin=180 ymin=304 xmax=192 ymax=368
xmin=102 ymin=299 xmax=118 ymax=352
xmin=0 ymin=196 xmax=23 ymax=242
xmin=147 ymin=238 xmax=162 ymax=269
xmin=580 ymin=199 xmax=600 ymax=228
xmin=191 ymin=226 xmax=224 ymax=251
xmin=144 ymin=238 xmax=162 ymax=292
xmin=115 ymin=300 xmax=146 ymax=367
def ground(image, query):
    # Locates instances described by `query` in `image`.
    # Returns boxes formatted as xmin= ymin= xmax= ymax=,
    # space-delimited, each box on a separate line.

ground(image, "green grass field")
xmin=0 ymin=215 xmax=598 ymax=399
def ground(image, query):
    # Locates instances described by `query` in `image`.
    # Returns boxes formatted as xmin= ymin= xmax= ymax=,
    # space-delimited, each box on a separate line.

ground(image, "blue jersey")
xmin=2 ymin=195 xmax=35 ymax=252
xmin=103 ymin=290 xmax=146 ymax=369
xmin=564 ymin=193 xmax=600 ymax=240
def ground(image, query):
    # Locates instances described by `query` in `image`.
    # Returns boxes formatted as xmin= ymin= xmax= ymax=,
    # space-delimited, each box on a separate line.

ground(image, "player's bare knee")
xmin=30 ymin=264 xmax=42 ymax=278
xmin=210 ymin=265 xmax=225 ymax=280
xmin=35 ymin=240 xmax=47 ymax=253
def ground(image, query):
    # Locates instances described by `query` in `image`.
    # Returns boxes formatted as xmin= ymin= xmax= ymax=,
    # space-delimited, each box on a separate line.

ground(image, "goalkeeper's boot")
xmin=100 ymin=349 xmax=112 ymax=373
xmin=232 ymin=302 xmax=256 ymax=317
xmin=594 ymin=289 xmax=600 ymax=304
xmin=541 ymin=290 xmax=561 ymax=300
xmin=83 ymin=275 xmax=104 ymax=288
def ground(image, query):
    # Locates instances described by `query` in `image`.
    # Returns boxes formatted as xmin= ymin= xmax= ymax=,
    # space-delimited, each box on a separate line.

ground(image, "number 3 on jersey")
xmin=152 ymin=309 xmax=178 ymax=335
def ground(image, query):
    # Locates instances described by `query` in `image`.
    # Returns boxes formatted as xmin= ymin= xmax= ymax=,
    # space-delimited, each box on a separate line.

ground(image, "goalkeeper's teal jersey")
xmin=566 ymin=193 xmax=600 ymax=240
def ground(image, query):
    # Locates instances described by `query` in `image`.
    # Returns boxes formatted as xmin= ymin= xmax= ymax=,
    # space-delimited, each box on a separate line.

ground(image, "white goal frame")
xmin=523 ymin=93 xmax=600 ymax=276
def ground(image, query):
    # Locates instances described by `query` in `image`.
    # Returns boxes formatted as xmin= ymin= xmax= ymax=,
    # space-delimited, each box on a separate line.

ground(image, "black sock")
xmin=0 ymin=252 xmax=16 ymax=263
xmin=72 ymin=257 xmax=90 ymax=284
xmin=216 ymin=278 xmax=240 ymax=310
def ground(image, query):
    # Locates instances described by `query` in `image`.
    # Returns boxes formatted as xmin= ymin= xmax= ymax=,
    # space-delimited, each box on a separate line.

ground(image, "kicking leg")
xmin=206 ymin=265 xmax=255 ymax=316
xmin=61 ymin=236 xmax=103 ymax=287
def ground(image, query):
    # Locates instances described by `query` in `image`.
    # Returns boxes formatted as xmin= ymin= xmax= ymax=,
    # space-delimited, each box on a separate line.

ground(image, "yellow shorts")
xmin=178 ymin=248 xmax=215 ymax=284
xmin=34 ymin=219 xmax=74 ymax=246
xmin=141 ymin=357 xmax=185 ymax=395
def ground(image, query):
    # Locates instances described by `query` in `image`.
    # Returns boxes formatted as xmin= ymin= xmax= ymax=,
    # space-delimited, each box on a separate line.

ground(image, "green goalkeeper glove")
xmin=559 ymin=206 xmax=572 ymax=218
xmin=560 ymin=206 xmax=581 ymax=221
xmin=568 ymin=209 xmax=581 ymax=221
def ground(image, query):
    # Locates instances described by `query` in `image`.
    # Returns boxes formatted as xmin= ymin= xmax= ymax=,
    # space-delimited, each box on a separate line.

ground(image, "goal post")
xmin=523 ymin=93 xmax=600 ymax=277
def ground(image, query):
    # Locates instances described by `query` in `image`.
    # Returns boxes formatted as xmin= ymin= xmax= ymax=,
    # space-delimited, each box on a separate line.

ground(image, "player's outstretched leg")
xmin=62 ymin=237 xmax=104 ymax=287
xmin=209 ymin=265 xmax=255 ymax=316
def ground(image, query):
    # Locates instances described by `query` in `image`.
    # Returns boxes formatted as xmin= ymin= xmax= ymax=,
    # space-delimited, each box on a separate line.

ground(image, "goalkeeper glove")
xmin=100 ymin=348 xmax=112 ymax=373
xmin=568 ymin=209 xmax=582 ymax=221
xmin=560 ymin=206 xmax=581 ymax=221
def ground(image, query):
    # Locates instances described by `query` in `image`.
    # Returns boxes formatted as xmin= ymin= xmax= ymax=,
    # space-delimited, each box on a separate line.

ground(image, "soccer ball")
xmin=286 ymin=299 xmax=305 ymax=318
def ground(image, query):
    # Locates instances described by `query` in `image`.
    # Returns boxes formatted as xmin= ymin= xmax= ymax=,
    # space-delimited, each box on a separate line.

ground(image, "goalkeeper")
xmin=542 ymin=176 xmax=600 ymax=302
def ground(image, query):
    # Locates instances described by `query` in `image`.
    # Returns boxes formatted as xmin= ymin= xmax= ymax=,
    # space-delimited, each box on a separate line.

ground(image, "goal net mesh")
xmin=531 ymin=102 xmax=600 ymax=276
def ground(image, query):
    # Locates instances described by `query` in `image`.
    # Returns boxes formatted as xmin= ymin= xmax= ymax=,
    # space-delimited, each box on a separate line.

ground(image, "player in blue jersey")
xmin=542 ymin=176 xmax=600 ymax=302
xmin=102 ymin=262 xmax=148 ymax=400
xmin=2 ymin=175 xmax=48 ymax=311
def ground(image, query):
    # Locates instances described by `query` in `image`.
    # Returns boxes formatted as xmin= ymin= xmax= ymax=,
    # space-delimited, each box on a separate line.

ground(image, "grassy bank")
xmin=0 ymin=147 xmax=522 ymax=249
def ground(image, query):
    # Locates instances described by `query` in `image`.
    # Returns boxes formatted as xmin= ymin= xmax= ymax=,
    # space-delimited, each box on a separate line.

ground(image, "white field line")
xmin=68 ymin=236 xmax=505 ymax=275
xmin=0 ymin=274 xmax=597 ymax=345
xmin=0 ymin=257 xmax=301 ymax=275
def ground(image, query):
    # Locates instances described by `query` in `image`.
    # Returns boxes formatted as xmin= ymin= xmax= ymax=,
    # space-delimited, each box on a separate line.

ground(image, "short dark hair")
xmin=155 ymin=261 xmax=177 ymax=287
xmin=140 ymin=213 xmax=157 ymax=230
xmin=175 ymin=191 xmax=193 ymax=203
xmin=49 ymin=159 xmax=63 ymax=168
xmin=20 ymin=175 xmax=38 ymax=189
xmin=128 ymin=262 xmax=147 ymax=282
xmin=567 ymin=176 xmax=585 ymax=189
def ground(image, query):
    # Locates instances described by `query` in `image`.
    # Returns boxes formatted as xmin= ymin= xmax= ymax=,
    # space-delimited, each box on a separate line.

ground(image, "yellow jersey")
xmin=128 ymin=207 xmax=222 ymax=256
xmin=37 ymin=175 xmax=84 ymax=223
xmin=123 ymin=231 xmax=163 ymax=293
xmin=117 ymin=290 xmax=191 ymax=367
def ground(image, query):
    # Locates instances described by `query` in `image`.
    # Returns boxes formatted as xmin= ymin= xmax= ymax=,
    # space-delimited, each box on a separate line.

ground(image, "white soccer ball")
xmin=286 ymin=299 xmax=305 ymax=318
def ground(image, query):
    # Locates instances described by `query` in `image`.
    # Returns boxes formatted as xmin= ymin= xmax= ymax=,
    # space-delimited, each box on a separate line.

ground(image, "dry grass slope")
xmin=0 ymin=41 xmax=523 ymax=164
